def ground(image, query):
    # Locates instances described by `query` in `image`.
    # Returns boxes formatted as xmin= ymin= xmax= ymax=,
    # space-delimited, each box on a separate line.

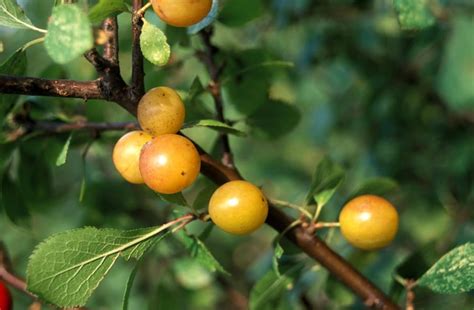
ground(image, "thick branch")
xmin=22 ymin=121 xmax=138 ymax=134
xmin=0 ymin=76 xmax=101 ymax=99
xmin=131 ymin=0 xmax=145 ymax=101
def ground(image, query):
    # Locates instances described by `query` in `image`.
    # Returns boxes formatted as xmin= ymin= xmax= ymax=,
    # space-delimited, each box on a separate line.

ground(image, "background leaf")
xmin=88 ymin=0 xmax=128 ymax=24
xmin=219 ymin=0 xmax=264 ymax=27
xmin=0 ymin=47 xmax=26 ymax=126
xmin=45 ymin=4 xmax=93 ymax=64
xmin=393 ymin=0 xmax=436 ymax=30
xmin=247 ymin=100 xmax=301 ymax=139
xmin=55 ymin=133 xmax=73 ymax=166
xmin=183 ymin=119 xmax=246 ymax=136
xmin=418 ymin=243 xmax=474 ymax=294
xmin=437 ymin=16 xmax=474 ymax=111
xmin=347 ymin=177 xmax=398 ymax=201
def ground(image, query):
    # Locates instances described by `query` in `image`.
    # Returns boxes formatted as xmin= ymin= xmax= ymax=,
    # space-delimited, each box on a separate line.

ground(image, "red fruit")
xmin=0 ymin=282 xmax=12 ymax=310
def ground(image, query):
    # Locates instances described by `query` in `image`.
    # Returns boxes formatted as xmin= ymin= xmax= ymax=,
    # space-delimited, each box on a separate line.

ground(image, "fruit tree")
xmin=0 ymin=0 xmax=473 ymax=309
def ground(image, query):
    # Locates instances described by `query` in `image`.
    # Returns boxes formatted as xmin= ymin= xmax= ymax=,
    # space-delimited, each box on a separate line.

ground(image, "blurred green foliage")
xmin=0 ymin=0 xmax=473 ymax=309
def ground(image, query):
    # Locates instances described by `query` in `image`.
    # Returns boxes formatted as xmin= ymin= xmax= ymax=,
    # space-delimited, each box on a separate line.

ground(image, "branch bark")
xmin=131 ymin=0 xmax=145 ymax=102
xmin=102 ymin=17 xmax=119 ymax=64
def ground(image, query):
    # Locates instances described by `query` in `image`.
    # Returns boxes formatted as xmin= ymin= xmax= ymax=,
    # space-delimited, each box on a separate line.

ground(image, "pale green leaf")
xmin=56 ymin=134 xmax=73 ymax=167
xmin=418 ymin=243 xmax=474 ymax=294
xmin=45 ymin=4 xmax=93 ymax=64
xmin=88 ymin=0 xmax=128 ymax=24
xmin=183 ymin=119 xmax=246 ymax=137
xmin=393 ymin=0 xmax=436 ymax=30
xmin=27 ymin=226 xmax=171 ymax=307
xmin=140 ymin=19 xmax=170 ymax=66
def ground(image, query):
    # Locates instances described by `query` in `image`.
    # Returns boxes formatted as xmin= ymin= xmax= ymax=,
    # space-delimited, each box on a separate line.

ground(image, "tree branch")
xmin=0 ymin=75 xmax=101 ymax=99
xmin=131 ymin=0 xmax=145 ymax=102
xmin=0 ymin=19 xmax=400 ymax=310
xmin=21 ymin=120 xmax=138 ymax=134
xmin=102 ymin=17 xmax=119 ymax=64
xmin=199 ymin=29 xmax=234 ymax=168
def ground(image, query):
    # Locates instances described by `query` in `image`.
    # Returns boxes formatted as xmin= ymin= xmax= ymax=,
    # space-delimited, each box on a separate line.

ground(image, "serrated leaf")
xmin=183 ymin=119 xmax=246 ymax=137
xmin=305 ymin=157 xmax=345 ymax=207
xmin=393 ymin=0 xmax=436 ymax=30
xmin=0 ymin=0 xmax=34 ymax=30
xmin=56 ymin=133 xmax=73 ymax=166
xmin=347 ymin=177 xmax=398 ymax=201
xmin=247 ymin=101 xmax=301 ymax=139
xmin=249 ymin=264 xmax=303 ymax=310
xmin=418 ymin=243 xmax=474 ymax=294
xmin=27 ymin=226 xmax=171 ymax=307
xmin=45 ymin=4 xmax=93 ymax=64
xmin=0 ymin=47 xmax=26 ymax=125
xmin=177 ymin=231 xmax=229 ymax=275
xmin=157 ymin=192 xmax=188 ymax=206
xmin=437 ymin=17 xmax=474 ymax=110
xmin=187 ymin=0 xmax=218 ymax=34
xmin=88 ymin=0 xmax=128 ymax=24
xmin=140 ymin=19 xmax=170 ymax=66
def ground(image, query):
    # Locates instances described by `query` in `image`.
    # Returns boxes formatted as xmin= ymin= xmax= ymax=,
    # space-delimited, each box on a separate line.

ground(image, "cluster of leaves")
xmin=0 ymin=0 xmax=473 ymax=308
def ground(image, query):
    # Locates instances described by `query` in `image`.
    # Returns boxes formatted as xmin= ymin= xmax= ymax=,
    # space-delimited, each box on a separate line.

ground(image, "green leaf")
xmin=45 ymin=4 xmax=93 ymax=64
xmin=0 ymin=47 xmax=27 ymax=126
xmin=272 ymin=240 xmax=284 ymax=277
xmin=55 ymin=133 xmax=73 ymax=166
xmin=305 ymin=157 xmax=345 ymax=207
xmin=192 ymin=183 xmax=218 ymax=211
xmin=27 ymin=225 xmax=171 ymax=307
xmin=393 ymin=0 xmax=436 ymax=30
xmin=177 ymin=231 xmax=229 ymax=275
xmin=88 ymin=0 xmax=128 ymax=24
xmin=247 ymin=101 xmax=301 ymax=139
xmin=0 ymin=174 xmax=30 ymax=227
xmin=0 ymin=0 xmax=35 ymax=30
xmin=183 ymin=119 xmax=246 ymax=137
xmin=122 ymin=258 xmax=143 ymax=310
xmin=347 ymin=177 xmax=398 ymax=201
xmin=140 ymin=19 xmax=170 ymax=66
xmin=187 ymin=0 xmax=218 ymax=34
xmin=157 ymin=192 xmax=188 ymax=206
xmin=437 ymin=16 xmax=474 ymax=111
xmin=418 ymin=243 xmax=474 ymax=294
xmin=219 ymin=0 xmax=264 ymax=27
xmin=249 ymin=264 xmax=303 ymax=310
